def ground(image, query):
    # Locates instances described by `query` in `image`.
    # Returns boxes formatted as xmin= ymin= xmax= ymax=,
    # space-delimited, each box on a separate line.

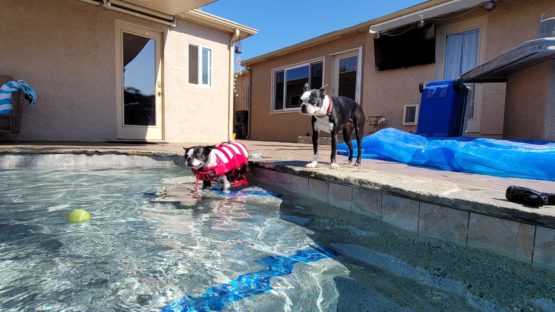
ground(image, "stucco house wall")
xmin=245 ymin=0 xmax=554 ymax=142
xmin=249 ymin=32 xmax=367 ymax=142
xmin=163 ymin=18 xmax=231 ymax=142
xmin=0 ymin=0 xmax=236 ymax=143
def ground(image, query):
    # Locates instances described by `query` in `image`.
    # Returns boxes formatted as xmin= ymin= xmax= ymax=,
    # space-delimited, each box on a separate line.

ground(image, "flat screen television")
xmin=374 ymin=24 xmax=435 ymax=71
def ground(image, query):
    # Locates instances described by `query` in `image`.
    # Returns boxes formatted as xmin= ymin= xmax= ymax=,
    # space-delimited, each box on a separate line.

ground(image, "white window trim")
xmin=402 ymin=104 xmax=419 ymax=125
xmin=330 ymin=46 xmax=362 ymax=103
xmin=271 ymin=57 xmax=325 ymax=113
xmin=188 ymin=44 xmax=213 ymax=87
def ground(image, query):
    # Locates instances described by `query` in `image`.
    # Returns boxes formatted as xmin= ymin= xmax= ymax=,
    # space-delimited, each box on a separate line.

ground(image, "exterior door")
xmin=116 ymin=21 xmax=163 ymax=141
xmin=332 ymin=50 xmax=361 ymax=103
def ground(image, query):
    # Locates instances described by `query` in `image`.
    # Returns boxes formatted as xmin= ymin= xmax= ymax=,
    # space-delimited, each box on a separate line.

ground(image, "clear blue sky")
xmin=203 ymin=0 xmax=425 ymax=64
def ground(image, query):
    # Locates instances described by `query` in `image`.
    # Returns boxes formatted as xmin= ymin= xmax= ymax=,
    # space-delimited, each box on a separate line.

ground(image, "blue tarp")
xmin=337 ymin=128 xmax=555 ymax=181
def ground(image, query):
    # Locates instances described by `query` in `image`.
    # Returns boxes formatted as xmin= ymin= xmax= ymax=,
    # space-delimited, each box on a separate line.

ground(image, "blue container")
xmin=416 ymin=79 xmax=468 ymax=137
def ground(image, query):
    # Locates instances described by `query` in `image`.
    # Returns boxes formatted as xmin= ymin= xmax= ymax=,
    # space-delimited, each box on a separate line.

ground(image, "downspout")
xmin=246 ymin=66 xmax=252 ymax=139
xmin=228 ymin=29 xmax=240 ymax=141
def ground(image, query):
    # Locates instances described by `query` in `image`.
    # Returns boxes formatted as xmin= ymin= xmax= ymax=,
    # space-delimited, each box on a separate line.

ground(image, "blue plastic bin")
xmin=416 ymin=79 xmax=468 ymax=137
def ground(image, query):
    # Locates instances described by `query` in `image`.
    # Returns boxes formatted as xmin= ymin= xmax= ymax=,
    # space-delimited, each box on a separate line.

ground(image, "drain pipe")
xmin=246 ymin=66 xmax=252 ymax=139
xmin=228 ymin=29 xmax=240 ymax=141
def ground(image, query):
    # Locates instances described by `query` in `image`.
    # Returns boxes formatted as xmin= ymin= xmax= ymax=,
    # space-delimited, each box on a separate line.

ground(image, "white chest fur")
xmin=314 ymin=115 xmax=334 ymax=133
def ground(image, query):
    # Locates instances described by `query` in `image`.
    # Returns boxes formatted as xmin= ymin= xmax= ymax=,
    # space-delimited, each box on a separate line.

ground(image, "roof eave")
xmin=178 ymin=9 xmax=257 ymax=41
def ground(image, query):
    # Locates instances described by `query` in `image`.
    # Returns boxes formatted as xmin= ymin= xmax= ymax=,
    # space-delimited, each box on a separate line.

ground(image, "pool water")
xmin=1 ymin=168 xmax=555 ymax=311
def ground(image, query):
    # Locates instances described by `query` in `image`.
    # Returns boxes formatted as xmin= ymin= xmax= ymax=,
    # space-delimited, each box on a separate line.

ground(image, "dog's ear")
xmin=303 ymin=82 xmax=310 ymax=92
xmin=183 ymin=147 xmax=190 ymax=154
xmin=202 ymin=145 xmax=215 ymax=156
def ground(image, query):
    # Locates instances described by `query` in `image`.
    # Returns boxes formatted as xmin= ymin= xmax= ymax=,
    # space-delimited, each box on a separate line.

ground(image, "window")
xmin=273 ymin=60 xmax=323 ymax=111
xmin=403 ymin=104 xmax=419 ymax=125
xmin=189 ymin=45 xmax=212 ymax=86
xmin=338 ymin=56 xmax=357 ymax=99
xmin=444 ymin=29 xmax=479 ymax=119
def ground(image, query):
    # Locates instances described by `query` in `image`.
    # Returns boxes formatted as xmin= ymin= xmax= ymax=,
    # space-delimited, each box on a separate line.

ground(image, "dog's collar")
xmin=326 ymin=96 xmax=333 ymax=115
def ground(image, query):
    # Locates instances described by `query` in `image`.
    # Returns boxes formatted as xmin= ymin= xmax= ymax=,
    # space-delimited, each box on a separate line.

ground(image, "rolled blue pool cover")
xmin=337 ymin=128 xmax=555 ymax=181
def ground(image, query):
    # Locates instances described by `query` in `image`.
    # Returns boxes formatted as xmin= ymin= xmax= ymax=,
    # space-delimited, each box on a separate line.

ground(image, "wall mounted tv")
xmin=374 ymin=24 xmax=436 ymax=71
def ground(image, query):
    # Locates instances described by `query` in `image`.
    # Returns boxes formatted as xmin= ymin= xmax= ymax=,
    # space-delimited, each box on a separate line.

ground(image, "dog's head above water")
xmin=300 ymin=82 xmax=328 ymax=116
xmin=183 ymin=145 xmax=214 ymax=169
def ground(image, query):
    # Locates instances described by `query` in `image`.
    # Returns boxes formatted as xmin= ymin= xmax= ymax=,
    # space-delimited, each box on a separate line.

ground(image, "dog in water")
xmin=300 ymin=83 xmax=365 ymax=169
xmin=183 ymin=142 xmax=249 ymax=191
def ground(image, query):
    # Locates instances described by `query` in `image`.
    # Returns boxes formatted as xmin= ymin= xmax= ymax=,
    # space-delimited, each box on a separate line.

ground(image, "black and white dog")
xmin=300 ymin=83 xmax=365 ymax=169
xmin=184 ymin=142 xmax=249 ymax=191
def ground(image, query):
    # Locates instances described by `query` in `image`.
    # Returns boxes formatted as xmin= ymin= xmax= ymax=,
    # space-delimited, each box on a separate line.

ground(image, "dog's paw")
xmin=306 ymin=161 xmax=318 ymax=168
xmin=343 ymin=159 xmax=352 ymax=165
xmin=354 ymin=160 xmax=362 ymax=167
xmin=330 ymin=163 xmax=339 ymax=170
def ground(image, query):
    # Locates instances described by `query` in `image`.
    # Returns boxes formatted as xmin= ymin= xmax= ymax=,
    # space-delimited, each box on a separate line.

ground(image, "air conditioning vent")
xmin=403 ymin=104 xmax=419 ymax=125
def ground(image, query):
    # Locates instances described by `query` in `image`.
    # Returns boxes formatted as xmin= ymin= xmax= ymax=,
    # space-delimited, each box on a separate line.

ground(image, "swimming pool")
xmin=1 ymin=168 xmax=554 ymax=311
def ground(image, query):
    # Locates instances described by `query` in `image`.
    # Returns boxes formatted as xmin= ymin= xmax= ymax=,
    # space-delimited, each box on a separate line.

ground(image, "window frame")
xmin=271 ymin=58 xmax=325 ymax=113
xmin=402 ymin=104 xmax=419 ymax=125
xmin=436 ymin=16 xmax=488 ymax=134
xmin=188 ymin=44 xmax=212 ymax=87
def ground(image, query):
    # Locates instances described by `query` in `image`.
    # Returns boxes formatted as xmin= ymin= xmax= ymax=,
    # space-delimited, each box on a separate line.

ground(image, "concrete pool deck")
xmin=1 ymin=139 xmax=555 ymax=268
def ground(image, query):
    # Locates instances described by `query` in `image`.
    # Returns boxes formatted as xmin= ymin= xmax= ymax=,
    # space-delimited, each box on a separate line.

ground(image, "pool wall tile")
xmin=32 ymin=154 xmax=55 ymax=169
xmin=71 ymin=154 xmax=89 ymax=168
xmin=259 ymin=168 xmax=276 ymax=183
xmin=328 ymin=183 xmax=353 ymax=210
xmin=172 ymin=156 xmax=185 ymax=167
xmin=88 ymin=154 xmax=114 ymax=169
xmin=290 ymin=175 xmax=308 ymax=198
xmin=126 ymin=155 xmax=144 ymax=168
xmin=108 ymin=155 xmax=127 ymax=168
xmin=381 ymin=194 xmax=420 ymax=232
xmin=147 ymin=156 xmax=171 ymax=168
xmin=274 ymin=172 xmax=292 ymax=185
xmin=52 ymin=154 xmax=75 ymax=169
xmin=9 ymin=154 xmax=33 ymax=168
xmin=249 ymin=167 xmax=265 ymax=180
xmin=418 ymin=203 xmax=469 ymax=244
xmin=0 ymin=155 xmax=9 ymax=169
xmin=468 ymin=213 xmax=535 ymax=262
xmin=352 ymin=187 xmax=382 ymax=218
xmin=266 ymin=169 xmax=280 ymax=183
xmin=533 ymin=226 xmax=555 ymax=269
xmin=309 ymin=179 xmax=328 ymax=203
xmin=249 ymin=167 xmax=273 ymax=186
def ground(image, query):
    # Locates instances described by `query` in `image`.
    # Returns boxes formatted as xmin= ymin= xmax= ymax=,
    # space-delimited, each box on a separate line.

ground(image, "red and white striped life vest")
xmin=199 ymin=142 xmax=249 ymax=178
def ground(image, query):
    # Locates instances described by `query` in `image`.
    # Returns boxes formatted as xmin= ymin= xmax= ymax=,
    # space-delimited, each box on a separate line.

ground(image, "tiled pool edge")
xmin=249 ymin=164 xmax=555 ymax=271
xmin=0 ymin=151 xmax=184 ymax=169
xmin=2 ymin=151 xmax=555 ymax=270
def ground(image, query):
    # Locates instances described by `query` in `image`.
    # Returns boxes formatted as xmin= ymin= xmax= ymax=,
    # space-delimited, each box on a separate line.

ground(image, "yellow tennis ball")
xmin=67 ymin=209 xmax=92 ymax=223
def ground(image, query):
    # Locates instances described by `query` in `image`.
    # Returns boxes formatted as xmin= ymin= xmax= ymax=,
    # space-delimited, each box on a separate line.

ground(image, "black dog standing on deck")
xmin=300 ymin=83 xmax=365 ymax=169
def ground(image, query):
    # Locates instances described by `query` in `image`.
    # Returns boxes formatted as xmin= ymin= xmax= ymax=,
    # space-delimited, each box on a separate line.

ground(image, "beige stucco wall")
xmin=504 ymin=60 xmax=555 ymax=140
xmin=247 ymin=0 xmax=554 ymax=142
xmin=163 ymin=18 xmax=231 ymax=143
xmin=249 ymin=32 xmax=368 ymax=142
xmin=0 ymin=0 xmax=232 ymax=143
xmin=361 ymin=38 xmax=434 ymax=134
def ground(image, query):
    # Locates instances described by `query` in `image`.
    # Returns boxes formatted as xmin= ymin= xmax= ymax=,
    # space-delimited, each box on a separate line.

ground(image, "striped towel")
xmin=0 ymin=80 xmax=37 ymax=115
